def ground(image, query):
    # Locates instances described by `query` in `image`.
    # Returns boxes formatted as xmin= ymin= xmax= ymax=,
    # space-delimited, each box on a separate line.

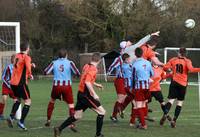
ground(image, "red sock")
xmin=130 ymin=109 xmax=138 ymax=124
xmin=47 ymin=102 xmax=54 ymax=120
xmin=0 ymin=103 xmax=5 ymax=115
xmin=69 ymin=107 xmax=75 ymax=116
xmin=138 ymin=108 xmax=145 ymax=126
xmin=121 ymin=95 xmax=134 ymax=111
xmin=112 ymin=102 xmax=120 ymax=118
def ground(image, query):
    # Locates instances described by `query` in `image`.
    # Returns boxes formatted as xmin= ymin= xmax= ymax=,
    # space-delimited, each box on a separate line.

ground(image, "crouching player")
xmin=44 ymin=49 xmax=80 ymax=128
xmin=0 ymin=54 xmax=17 ymax=120
xmin=130 ymin=48 xmax=154 ymax=129
xmin=160 ymin=47 xmax=200 ymax=128
xmin=54 ymin=52 xmax=106 ymax=137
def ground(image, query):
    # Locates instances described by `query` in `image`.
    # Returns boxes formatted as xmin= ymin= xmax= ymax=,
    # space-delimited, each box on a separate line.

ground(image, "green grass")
xmin=0 ymin=80 xmax=200 ymax=137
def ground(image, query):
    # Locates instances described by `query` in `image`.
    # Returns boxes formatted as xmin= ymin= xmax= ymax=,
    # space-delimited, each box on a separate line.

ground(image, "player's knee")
xmin=24 ymin=99 xmax=31 ymax=105
xmin=177 ymin=100 xmax=183 ymax=106
xmin=74 ymin=111 xmax=83 ymax=120
xmin=68 ymin=104 xmax=74 ymax=108
xmin=168 ymin=99 xmax=175 ymax=105
xmin=50 ymin=98 xmax=55 ymax=103
xmin=98 ymin=107 xmax=106 ymax=115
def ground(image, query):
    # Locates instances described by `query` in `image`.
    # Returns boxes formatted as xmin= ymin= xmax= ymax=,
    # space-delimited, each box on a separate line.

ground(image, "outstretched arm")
xmin=187 ymin=60 xmax=200 ymax=73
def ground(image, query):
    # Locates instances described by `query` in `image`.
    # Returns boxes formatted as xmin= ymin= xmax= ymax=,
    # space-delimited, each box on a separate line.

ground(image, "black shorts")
xmin=151 ymin=91 xmax=164 ymax=103
xmin=168 ymin=81 xmax=187 ymax=101
xmin=75 ymin=86 xmax=101 ymax=111
xmin=11 ymin=84 xmax=30 ymax=100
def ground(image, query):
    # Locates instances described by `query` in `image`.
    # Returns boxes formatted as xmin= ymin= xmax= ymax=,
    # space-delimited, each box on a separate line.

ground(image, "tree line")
xmin=0 ymin=0 xmax=199 ymax=74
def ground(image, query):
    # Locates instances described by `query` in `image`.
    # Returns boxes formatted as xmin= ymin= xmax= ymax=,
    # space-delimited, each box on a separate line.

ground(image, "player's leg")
xmin=0 ymin=83 xmax=13 ymax=119
xmin=153 ymin=91 xmax=167 ymax=114
xmin=7 ymin=85 xmax=21 ymax=128
xmin=63 ymin=86 xmax=77 ymax=132
xmin=0 ymin=95 xmax=8 ymax=119
xmin=160 ymin=82 xmax=177 ymax=125
xmin=54 ymin=92 xmax=88 ymax=137
xmin=171 ymin=85 xmax=186 ymax=128
xmin=111 ymin=78 xmax=126 ymax=122
xmin=135 ymin=90 xmax=147 ymax=129
xmin=17 ymin=84 xmax=31 ymax=130
xmin=111 ymin=94 xmax=126 ymax=122
xmin=45 ymin=98 xmax=56 ymax=127
xmin=64 ymin=85 xmax=75 ymax=116
xmin=45 ymin=85 xmax=59 ymax=126
xmin=92 ymin=106 xmax=106 ymax=137
xmin=130 ymin=100 xmax=138 ymax=127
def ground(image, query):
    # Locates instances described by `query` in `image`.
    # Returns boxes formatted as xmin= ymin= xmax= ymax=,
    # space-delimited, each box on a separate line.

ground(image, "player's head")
xmin=146 ymin=35 xmax=159 ymax=48
xmin=11 ymin=54 xmax=15 ymax=64
xmin=91 ymin=52 xmax=101 ymax=63
xmin=179 ymin=47 xmax=187 ymax=57
xmin=122 ymin=53 xmax=131 ymax=63
xmin=135 ymin=47 xmax=143 ymax=58
xmin=125 ymin=35 xmax=134 ymax=47
xmin=120 ymin=41 xmax=127 ymax=54
xmin=58 ymin=49 xmax=67 ymax=58
xmin=20 ymin=42 xmax=30 ymax=53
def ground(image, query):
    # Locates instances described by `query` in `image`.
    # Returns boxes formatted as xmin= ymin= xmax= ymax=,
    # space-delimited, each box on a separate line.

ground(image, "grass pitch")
xmin=0 ymin=80 xmax=200 ymax=137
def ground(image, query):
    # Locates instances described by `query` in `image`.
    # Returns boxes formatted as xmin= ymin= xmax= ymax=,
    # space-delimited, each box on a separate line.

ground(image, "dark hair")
xmin=146 ymin=35 xmax=159 ymax=46
xmin=179 ymin=47 xmax=186 ymax=56
xmin=91 ymin=52 xmax=101 ymax=62
xmin=135 ymin=47 xmax=143 ymax=58
xmin=11 ymin=54 xmax=15 ymax=64
xmin=122 ymin=53 xmax=130 ymax=61
xmin=20 ymin=42 xmax=29 ymax=51
xmin=125 ymin=35 xmax=134 ymax=43
xmin=58 ymin=49 xmax=67 ymax=58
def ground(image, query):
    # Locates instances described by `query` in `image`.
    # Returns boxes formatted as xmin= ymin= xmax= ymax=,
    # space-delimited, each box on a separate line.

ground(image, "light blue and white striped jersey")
xmin=44 ymin=58 xmax=80 ymax=86
xmin=2 ymin=64 xmax=13 ymax=88
xmin=132 ymin=58 xmax=154 ymax=90
xmin=122 ymin=63 xmax=132 ymax=88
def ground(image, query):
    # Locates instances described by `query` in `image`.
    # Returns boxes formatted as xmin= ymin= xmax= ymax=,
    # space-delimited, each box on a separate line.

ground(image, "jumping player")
xmin=131 ymin=47 xmax=154 ymax=129
xmin=44 ymin=49 xmax=80 ymax=127
xmin=160 ymin=47 xmax=200 ymax=128
xmin=0 ymin=54 xmax=17 ymax=120
xmin=54 ymin=52 xmax=106 ymax=137
xmin=7 ymin=42 xmax=34 ymax=131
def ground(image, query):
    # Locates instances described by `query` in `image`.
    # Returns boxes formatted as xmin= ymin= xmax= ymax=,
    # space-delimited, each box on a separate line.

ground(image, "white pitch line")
xmin=29 ymin=126 xmax=45 ymax=130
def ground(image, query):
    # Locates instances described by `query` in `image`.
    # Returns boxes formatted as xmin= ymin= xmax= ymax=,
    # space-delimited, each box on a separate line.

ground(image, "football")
xmin=185 ymin=19 xmax=195 ymax=29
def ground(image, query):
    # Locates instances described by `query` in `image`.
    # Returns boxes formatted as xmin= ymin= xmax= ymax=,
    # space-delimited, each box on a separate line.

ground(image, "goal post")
xmin=0 ymin=22 xmax=20 ymax=80
xmin=0 ymin=22 xmax=20 ymax=53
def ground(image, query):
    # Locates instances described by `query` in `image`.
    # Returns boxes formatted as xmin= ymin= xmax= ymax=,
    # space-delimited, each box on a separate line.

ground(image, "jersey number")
xmin=176 ymin=64 xmax=183 ymax=74
xmin=59 ymin=65 xmax=64 ymax=72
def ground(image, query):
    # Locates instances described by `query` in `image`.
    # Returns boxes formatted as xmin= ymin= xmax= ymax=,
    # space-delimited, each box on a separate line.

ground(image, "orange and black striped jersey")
xmin=10 ymin=53 xmax=32 ymax=85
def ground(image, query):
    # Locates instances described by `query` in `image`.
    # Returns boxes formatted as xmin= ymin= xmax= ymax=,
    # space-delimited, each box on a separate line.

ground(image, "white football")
xmin=185 ymin=19 xmax=195 ymax=29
